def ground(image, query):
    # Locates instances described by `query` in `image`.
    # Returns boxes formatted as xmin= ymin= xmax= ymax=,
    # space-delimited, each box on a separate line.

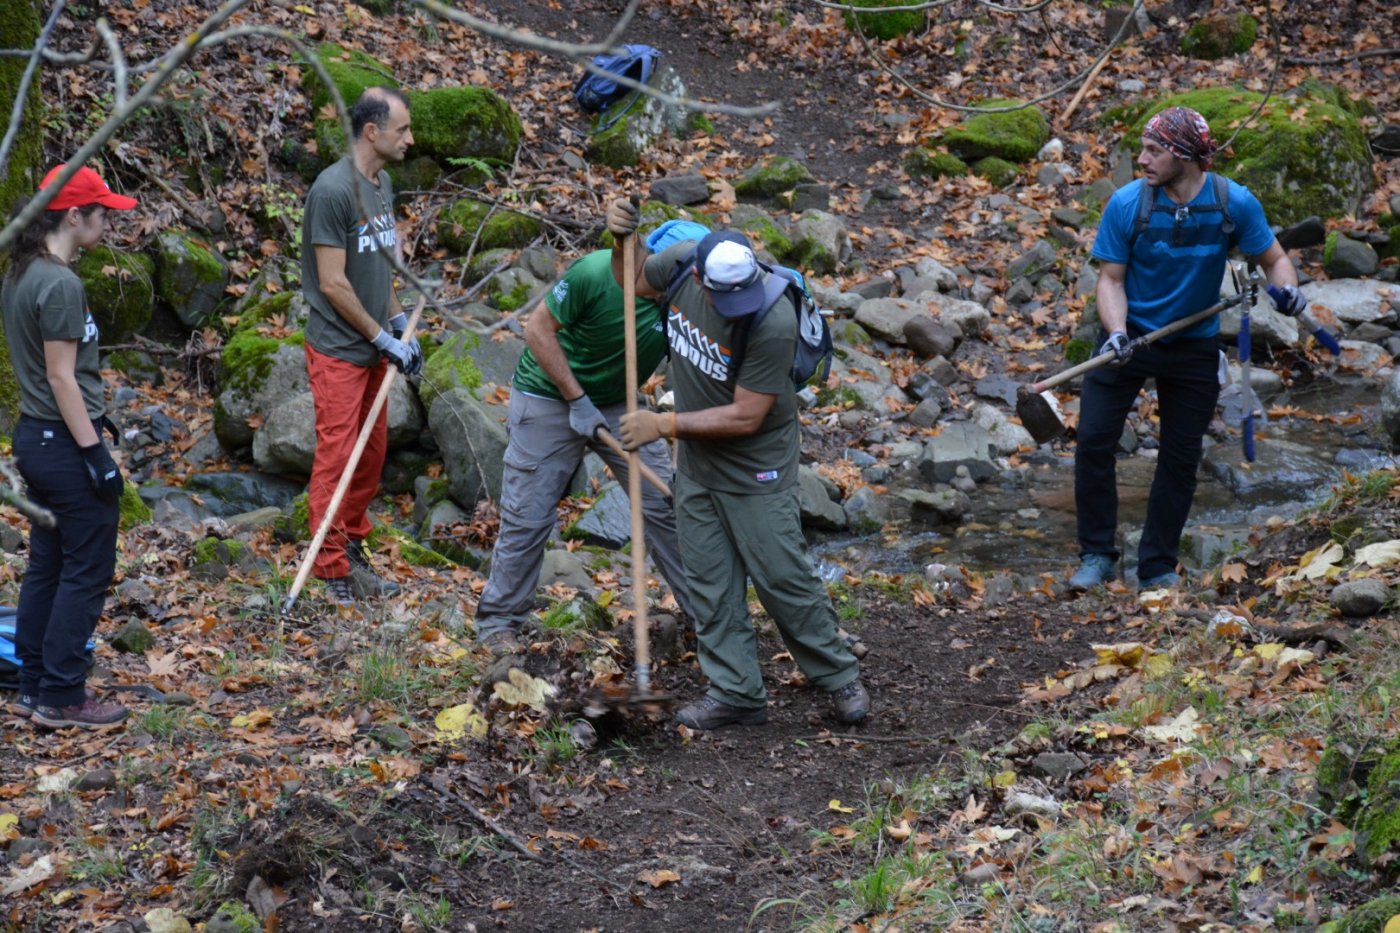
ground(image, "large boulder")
xmin=410 ymin=86 xmax=522 ymax=168
xmin=300 ymin=43 xmax=397 ymax=114
xmin=734 ymin=156 xmax=815 ymax=200
xmin=251 ymin=383 xmax=423 ymax=477
xmin=940 ymin=100 xmax=1050 ymax=164
xmin=1180 ymin=12 xmax=1258 ymax=60
xmin=75 ymin=246 xmax=155 ymax=344
xmin=585 ymin=64 xmax=690 ymax=168
xmin=841 ymin=0 xmax=925 ymax=39
xmin=437 ymin=199 xmax=541 ymax=254
xmin=1302 ymin=280 xmax=1400 ymax=326
xmin=1121 ymin=86 xmax=1373 ymax=224
xmin=1381 ymin=370 xmax=1400 ymax=446
xmin=419 ymin=330 xmax=484 ymax=410
xmin=155 ymin=230 xmax=230 ymax=328
xmin=429 ymin=388 xmax=508 ymax=507
xmin=789 ymin=210 xmax=852 ymax=275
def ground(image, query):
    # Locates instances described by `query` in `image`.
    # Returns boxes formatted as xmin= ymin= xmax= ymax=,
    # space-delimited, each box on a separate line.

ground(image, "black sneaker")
xmin=8 ymin=693 xmax=36 ymax=718
xmin=32 ymin=698 xmax=128 ymax=730
xmin=829 ymin=678 xmax=870 ymax=724
xmin=324 ymin=576 xmax=356 ymax=607
xmin=347 ymin=543 xmax=401 ymax=598
xmin=675 ymin=695 xmax=768 ymax=730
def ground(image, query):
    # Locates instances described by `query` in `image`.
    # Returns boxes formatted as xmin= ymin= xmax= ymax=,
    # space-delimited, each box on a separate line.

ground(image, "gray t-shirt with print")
xmin=300 ymin=158 xmax=398 ymax=367
xmin=644 ymin=242 xmax=799 ymax=495
xmin=2 ymin=258 xmax=105 ymax=421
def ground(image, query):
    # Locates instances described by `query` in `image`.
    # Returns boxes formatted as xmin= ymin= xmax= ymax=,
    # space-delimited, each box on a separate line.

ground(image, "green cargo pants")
xmin=674 ymin=472 xmax=858 ymax=709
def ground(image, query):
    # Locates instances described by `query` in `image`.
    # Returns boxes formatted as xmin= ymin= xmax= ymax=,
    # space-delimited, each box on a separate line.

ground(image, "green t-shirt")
xmin=644 ymin=242 xmax=799 ymax=494
xmin=300 ymin=158 xmax=397 ymax=367
xmin=1 ymin=258 xmax=106 ymax=421
xmin=512 ymin=250 xmax=667 ymax=407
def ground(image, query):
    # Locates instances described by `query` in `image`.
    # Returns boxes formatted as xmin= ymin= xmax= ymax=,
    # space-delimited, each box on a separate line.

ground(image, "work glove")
xmin=619 ymin=410 xmax=671 ymax=450
xmin=388 ymin=312 xmax=409 ymax=339
xmin=79 ymin=441 xmax=124 ymax=503
xmin=606 ymin=198 xmax=640 ymax=238
xmin=371 ymin=328 xmax=423 ymax=377
xmin=1266 ymin=284 xmax=1308 ymax=318
xmin=1098 ymin=330 xmax=1133 ymax=367
xmin=566 ymin=393 xmax=607 ymax=441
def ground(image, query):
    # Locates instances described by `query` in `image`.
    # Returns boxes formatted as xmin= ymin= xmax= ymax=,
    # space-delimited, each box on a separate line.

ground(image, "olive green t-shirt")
xmin=512 ymin=250 xmax=667 ymax=406
xmin=644 ymin=242 xmax=799 ymax=494
xmin=300 ymin=158 xmax=397 ymax=367
xmin=1 ymin=258 xmax=106 ymax=421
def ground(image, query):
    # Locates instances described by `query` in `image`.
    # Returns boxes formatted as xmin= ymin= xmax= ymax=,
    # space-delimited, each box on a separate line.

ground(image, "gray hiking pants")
xmin=674 ymin=472 xmax=858 ymax=708
xmin=474 ymin=390 xmax=693 ymax=637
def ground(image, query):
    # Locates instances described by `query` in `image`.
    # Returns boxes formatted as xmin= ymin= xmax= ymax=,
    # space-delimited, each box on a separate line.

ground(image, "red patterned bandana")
xmin=1142 ymin=106 xmax=1217 ymax=169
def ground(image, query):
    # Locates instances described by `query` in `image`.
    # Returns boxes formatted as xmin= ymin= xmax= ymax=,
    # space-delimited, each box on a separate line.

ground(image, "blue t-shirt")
xmin=1091 ymin=174 xmax=1274 ymax=340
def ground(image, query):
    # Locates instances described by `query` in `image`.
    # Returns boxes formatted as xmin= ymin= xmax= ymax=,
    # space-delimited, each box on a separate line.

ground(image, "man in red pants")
xmin=300 ymin=86 xmax=422 ymax=605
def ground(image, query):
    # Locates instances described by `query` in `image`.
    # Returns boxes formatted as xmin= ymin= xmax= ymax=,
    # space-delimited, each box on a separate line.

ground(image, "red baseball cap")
xmin=39 ymin=165 xmax=138 ymax=211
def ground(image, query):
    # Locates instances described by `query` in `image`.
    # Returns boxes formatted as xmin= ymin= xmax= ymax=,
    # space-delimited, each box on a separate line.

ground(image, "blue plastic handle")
xmin=1311 ymin=326 xmax=1342 ymax=355
xmin=1238 ymin=313 xmax=1251 ymax=365
xmin=1242 ymin=413 xmax=1255 ymax=462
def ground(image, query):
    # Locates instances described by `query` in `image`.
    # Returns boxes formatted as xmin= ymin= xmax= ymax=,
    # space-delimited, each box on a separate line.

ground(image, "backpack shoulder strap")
xmin=728 ymin=269 xmax=800 ymax=379
xmin=663 ymin=248 xmax=697 ymax=308
xmin=1129 ymin=181 xmax=1156 ymax=250
xmin=1212 ymin=172 xmax=1235 ymax=238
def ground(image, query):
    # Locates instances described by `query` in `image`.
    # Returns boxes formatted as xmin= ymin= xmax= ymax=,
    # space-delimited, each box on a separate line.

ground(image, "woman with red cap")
xmin=2 ymin=164 xmax=137 ymax=729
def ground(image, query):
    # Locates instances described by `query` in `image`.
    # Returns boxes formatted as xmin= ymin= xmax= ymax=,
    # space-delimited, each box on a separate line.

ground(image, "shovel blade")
xmin=1017 ymin=388 xmax=1067 ymax=444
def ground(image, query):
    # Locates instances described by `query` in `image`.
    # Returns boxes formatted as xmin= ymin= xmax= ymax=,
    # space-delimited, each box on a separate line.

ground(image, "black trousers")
xmin=1073 ymin=334 xmax=1220 ymax=580
xmin=12 ymin=416 xmax=118 ymax=708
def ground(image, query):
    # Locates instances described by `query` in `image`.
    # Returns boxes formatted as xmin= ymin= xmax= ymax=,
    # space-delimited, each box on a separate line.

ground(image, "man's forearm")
xmin=1095 ymin=281 xmax=1129 ymax=334
xmin=524 ymin=305 xmax=585 ymax=400
xmin=321 ymin=277 xmax=384 ymax=342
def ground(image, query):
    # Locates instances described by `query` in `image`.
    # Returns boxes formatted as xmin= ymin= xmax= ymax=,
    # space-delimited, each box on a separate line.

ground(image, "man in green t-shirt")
xmin=300 ymin=86 xmax=422 ymax=606
xmin=474 ymin=248 xmax=694 ymax=654
xmin=610 ymin=205 xmax=869 ymax=730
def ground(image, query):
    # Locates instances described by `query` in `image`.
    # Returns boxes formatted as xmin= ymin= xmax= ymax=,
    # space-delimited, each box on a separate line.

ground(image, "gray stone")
xmin=214 ymin=343 xmax=309 ymax=451
xmin=906 ymin=370 xmax=951 ymax=407
xmin=798 ymin=467 xmax=847 ymax=531
xmin=252 ymin=392 xmax=316 ymax=476
xmin=1376 ymin=370 xmax=1400 ymax=445
xmin=1337 ymin=339 xmax=1392 ymax=371
xmin=972 ymin=375 xmax=1021 ymax=407
xmin=907 ymin=398 xmax=943 ymax=428
xmin=155 ymin=230 xmax=230 ymax=328
xmin=981 ymin=572 xmax=1015 ymax=607
xmin=1005 ymin=278 xmax=1036 ymax=306
xmin=111 ymin=619 xmax=155 ymax=654
xmin=538 ymin=548 xmax=594 ymax=593
xmin=1277 ymin=216 xmax=1327 ymax=250
xmin=1325 ymin=235 xmax=1380 ymax=278
xmin=902 ymin=487 xmax=972 ymax=524
xmin=1299 ymin=280 xmax=1400 ymax=325
xmin=1036 ymin=164 xmax=1068 ymax=187
xmin=971 ymin=403 xmax=1035 ymax=454
xmin=914 ymin=257 xmax=960 ymax=292
xmin=429 ymin=388 xmax=508 ymax=507
xmin=791 ymin=209 xmax=852 ymax=274
xmin=1201 ymin=437 xmax=1336 ymax=502
xmin=226 ymin=507 xmax=283 ymax=536
xmin=1050 ymin=207 xmax=1086 ymax=230
xmin=928 ymin=295 xmax=991 ymax=338
xmin=186 ymin=471 xmax=305 ymax=516
xmin=1335 ymin=449 xmax=1397 ymax=473
xmin=787 ymin=183 xmax=831 ymax=212
xmin=369 ymin=724 xmax=414 ymax=751
xmin=1330 ymin=578 xmax=1390 ymax=618
xmin=1006 ymin=240 xmax=1058 ymax=282
xmin=649 ymin=172 xmax=710 ymax=205
xmin=1219 ymin=290 xmax=1300 ymax=351
xmin=1032 ymin=752 xmax=1087 ymax=781
xmin=1348 ymin=321 xmax=1394 ymax=344
xmin=851 ymin=277 xmax=894 ymax=301
xmin=567 ymin=482 xmax=632 ymax=547
xmin=917 ymin=422 xmax=999 ymax=483
xmin=855 ymin=297 xmax=920 ymax=343
xmin=842 ymin=486 xmax=886 ymax=534
xmin=517 ymin=245 xmax=560 ymax=283
xmin=8 ymin=839 xmax=50 ymax=858
xmin=75 ymin=768 xmax=117 ymax=792
xmin=904 ymin=316 xmax=958 ymax=359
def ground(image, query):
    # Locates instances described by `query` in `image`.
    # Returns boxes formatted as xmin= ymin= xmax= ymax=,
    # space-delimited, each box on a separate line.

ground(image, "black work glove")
xmin=371 ymin=328 xmax=424 ymax=377
xmin=79 ymin=441 xmax=124 ymax=503
xmin=1098 ymin=330 xmax=1132 ymax=367
xmin=606 ymin=198 xmax=640 ymax=238
xmin=566 ymin=393 xmax=607 ymax=441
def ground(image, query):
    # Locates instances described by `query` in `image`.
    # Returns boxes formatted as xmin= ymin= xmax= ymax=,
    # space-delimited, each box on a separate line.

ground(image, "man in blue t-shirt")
xmin=1069 ymin=107 xmax=1309 ymax=592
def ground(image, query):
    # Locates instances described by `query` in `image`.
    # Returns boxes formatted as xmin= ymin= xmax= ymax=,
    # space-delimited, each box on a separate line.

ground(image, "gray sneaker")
xmin=323 ymin=576 xmax=356 ymax=607
xmin=347 ymin=544 xmax=401 ymax=598
xmin=1067 ymin=554 xmax=1116 ymax=592
xmin=829 ymin=678 xmax=870 ymax=724
xmin=675 ymin=695 xmax=768 ymax=730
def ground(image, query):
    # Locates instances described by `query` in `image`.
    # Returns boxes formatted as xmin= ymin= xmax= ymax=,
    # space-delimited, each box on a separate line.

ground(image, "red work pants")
xmin=305 ymin=343 xmax=389 ymax=579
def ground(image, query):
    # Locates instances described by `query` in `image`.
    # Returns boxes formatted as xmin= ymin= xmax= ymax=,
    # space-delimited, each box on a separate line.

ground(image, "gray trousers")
xmin=674 ymin=472 xmax=858 ymax=708
xmin=475 ymin=390 xmax=693 ymax=637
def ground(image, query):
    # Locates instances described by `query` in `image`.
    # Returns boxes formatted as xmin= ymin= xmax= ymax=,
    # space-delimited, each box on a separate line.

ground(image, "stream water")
xmin=812 ymin=377 xmax=1393 ymax=584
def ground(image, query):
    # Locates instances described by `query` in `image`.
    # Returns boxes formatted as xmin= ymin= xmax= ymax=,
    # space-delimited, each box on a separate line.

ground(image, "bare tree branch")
xmin=94 ymin=18 xmax=129 ymax=109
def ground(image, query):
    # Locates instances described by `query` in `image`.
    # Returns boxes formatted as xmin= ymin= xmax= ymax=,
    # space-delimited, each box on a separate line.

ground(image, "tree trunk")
xmin=0 ymin=0 xmax=43 ymax=432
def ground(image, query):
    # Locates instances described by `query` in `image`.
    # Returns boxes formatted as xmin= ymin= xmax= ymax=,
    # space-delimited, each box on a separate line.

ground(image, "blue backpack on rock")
xmin=573 ymin=44 xmax=661 ymax=131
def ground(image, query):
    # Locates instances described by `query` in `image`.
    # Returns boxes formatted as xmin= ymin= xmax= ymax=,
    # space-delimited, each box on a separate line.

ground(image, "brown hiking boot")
xmin=675 ymin=695 xmax=768 ymax=730
xmin=32 ymin=698 xmax=129 ymax=730
xmin=829 ymin=678 xmax=870 ymax=725
xmin=347 ymin=544 xmax=401 ymax=598
xmin=480 ymin=630 xmax=522 ymax=656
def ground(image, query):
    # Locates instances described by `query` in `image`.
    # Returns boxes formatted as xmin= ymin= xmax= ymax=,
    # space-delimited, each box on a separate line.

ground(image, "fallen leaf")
xmin=828 ymin=799 xmax=855 ymax=814
xmin=0 ymin=813 xmax=17 ymax=841
xmin=493 ymin=668 xmax=557 ymax=712
xmin=1353 ymin=540 xmax=1400 ymax=568
xmin=1 ymin=855 xmax=57 ymax=896
xmin=434 ymin=704 xmax=489 ymax=741
xmin=1143 ymin=707 xmax=1201 ymax=744
xmin=637 ymin=868 xmax=680 ymax=888
xmin=36 ymin=769 xmax=78 ymax=794
xmin=1294 ymin=541 xmax=1344 ymax=579
xmin=886 ymin=819 xmax=913 ymax=842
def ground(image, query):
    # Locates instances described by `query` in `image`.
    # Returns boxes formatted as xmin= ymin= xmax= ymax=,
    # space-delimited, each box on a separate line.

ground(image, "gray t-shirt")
xmin=644 ymin=242 xmax=799 ymax=494
xmin=2 ymin=258 xmax=105 ymax=421
xmin=300 ymin=158 xmax=398 ymax=367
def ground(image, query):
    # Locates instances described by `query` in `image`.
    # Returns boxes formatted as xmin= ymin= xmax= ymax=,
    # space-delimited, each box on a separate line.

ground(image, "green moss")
xmin=207 ymin=902 xmax=260 ymax=933
xmin=192 ymin=537 xmax=245 ymax=565
xmin=75 ymin=246 xmax=155 ymax=344
xmin=410 ymin=86 xmax=522 ymax=167
xmin=816 ymin=385 xmax=863 ymax=408
xmin=493 ymin=281 xmax=531 ymax=312
xmin=1333 ymin=895 xmax=1400 ymax=933
xmin=1359 ymin=744 xmax=1400 ymax=864
xmin=942 ymin=99 xmax=1049 ymax=164
xmin=732 ymin=215 xmax=792 ymax=259
xmin=232 ymin=290 xmax=296 ymax=337
xmin=1064 ymin=338 xmax=1093 ymax=365
xmin=1324 ymin=230 xmax=1339 ymax=266
xmin=904 ymin=148 xmax=968 ymax=181
xmin=1123 ymin=87 xmax=1372 ymax=225
xmin=274 ymin=493 xmax=310 ymax=542
xmin=586 ymin=114 xmax=644 ymax=169
xmin=220 ymin=330 xmax=281 ymax=395
xmin=437 ymin=199 xmax=540 ymax=253
xmin=419 ymin=329 xmax=482 ymax=409
xmin=119 ymin=484 xmax=153 ymax=530
xmin=0 ymin=1 xmax=42 ymax=223
xmin=299 ymin=43 xmax=397 ymax=115
xmin=734 ymin=156 xmax=815 ymax=199
xmin=155 ymin=230 xmax=227 ymax=326
xmin=367 ymin=525 xmax=452 ymax=567
xmin=539 ymin=596 xmax=611 ymax=632
xmin=1181 ymin=13 xmax=1258 ymax=60
xmin=841 ymin=0 xmax=925 ymax=39
xmin=1295 ymin=79 xmax=1377 ymax=119
xmin=688 ymin=112 xmax=715 ymax=136
xmin=972 ymin=156 xmax=1019 ymax=188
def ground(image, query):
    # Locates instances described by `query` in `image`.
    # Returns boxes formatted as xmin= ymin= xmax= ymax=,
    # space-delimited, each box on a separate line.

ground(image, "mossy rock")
xmin=0 ymin=1 xmax=42 ymax=221
xmin=1330 ymin=895 xmax=1400 ymax=933
xmin=597 ymin=201 xmax=691 ymax=250
xmin=904 ymin=148 xmax=968 ymax=181
xmin=410 ymin=86 xmax=522 ymax=168
xmin=1064 ymin=337 xmax=1093 ymax=365
xmin=539 ymin=595 xmax=611 ymax=632
xmin=75 ymin=246 xmax=155 ymax=344
xmin=942 ymin=100 xmax=1049 ymax=164
xmin=119 ymin=483 xmax=153 ymax=530
xmin=437 ymin=199 xmax=540 ymax=253
xmin=299 ymin=42 xmax=397 ymax=115
xmin=273 ymin=492 xmax=311 ymax=542
xmin=206 ymin=901 xmax=260 ymax=933
xmin=386 ymin=155 xmax=443 ymax=198
xmin=972 ymin=156 xmax=1020 ymax=188
xmin=366 ymin=524 xmax=453 ymax=568
xmin=231 ymin=290 xmax=299 ymax=337
xmin=154 ymin=229 xmax=229 ymax=328
xmin=1120 ymin=87 xmax=1373 ymax=225
xmin=731 ymin=213 xmax=792 ymax=261
xmin=841 ymin=0 xmax=926 ymax=40
xmin=219 ymin=328 xmax=304 ymax=396
xmin=734 ymin=156 xmax=816 ymax=199
xmin=191 ymin=536 xmax=246 ymax=566
xmin=419 ymin=329 xmax=483 ymax=410
xmin=1181 ymin=12 xmax=1258 ymax=60
xmin=106 ymin=350 xmax=163 ymax=386
xmin=1357 ymin=739 xmax=1400 ymax=865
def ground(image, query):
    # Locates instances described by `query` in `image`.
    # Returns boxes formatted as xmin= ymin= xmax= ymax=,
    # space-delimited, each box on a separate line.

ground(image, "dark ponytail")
xmin=3 ymin=198 xmax=100 ymax=282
